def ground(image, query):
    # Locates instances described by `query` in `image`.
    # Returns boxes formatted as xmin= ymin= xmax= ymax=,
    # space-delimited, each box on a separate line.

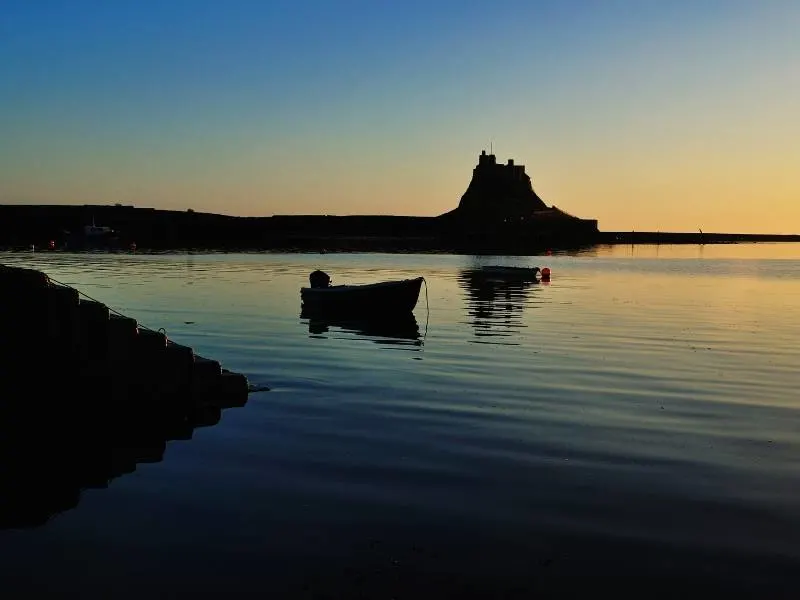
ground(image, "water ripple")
xmin=2 ymin=248 xmax=800 ymax=594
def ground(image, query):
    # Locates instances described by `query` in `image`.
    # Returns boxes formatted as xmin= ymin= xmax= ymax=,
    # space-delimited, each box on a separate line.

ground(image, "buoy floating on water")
xmin=541 ymin=267 xmax=551 ymax=281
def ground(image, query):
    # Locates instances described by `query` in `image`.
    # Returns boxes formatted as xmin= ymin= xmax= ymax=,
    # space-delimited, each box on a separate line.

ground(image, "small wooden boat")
xmin=301 ymin=276 xmax=424 ymax=317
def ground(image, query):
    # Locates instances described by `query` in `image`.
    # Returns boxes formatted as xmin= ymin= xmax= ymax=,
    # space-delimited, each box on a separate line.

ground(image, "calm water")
xmin=1 ymin=244 xmax=799 ymax=597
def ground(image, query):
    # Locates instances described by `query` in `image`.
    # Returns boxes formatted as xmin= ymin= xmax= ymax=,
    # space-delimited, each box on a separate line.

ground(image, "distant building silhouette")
xmin=0 ymin=150 xmax=605 ymax=252
xmin=442 ymin=150 xmax=548 ymax=221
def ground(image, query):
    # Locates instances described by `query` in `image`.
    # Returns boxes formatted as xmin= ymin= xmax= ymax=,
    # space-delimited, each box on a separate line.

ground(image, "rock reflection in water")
xmin=301 ymin=310 xmax=422 ymax=348
xmin=0 ymin=379 xmax=242 ymax=530
xmin=458 ymin=267 xmax=542 ymax=343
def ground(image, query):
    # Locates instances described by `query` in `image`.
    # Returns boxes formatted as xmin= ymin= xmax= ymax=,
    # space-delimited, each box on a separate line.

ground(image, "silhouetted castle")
xmin=0 ymin=150 xmax=603 ymax=252
xmin=447 ymin=150 xmax=548 ymax=220
xmin=438 ymin=150 xmax=594 ymax=229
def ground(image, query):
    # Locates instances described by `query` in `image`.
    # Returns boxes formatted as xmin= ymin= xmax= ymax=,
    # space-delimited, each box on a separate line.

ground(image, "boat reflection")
xmin=0 ymin=378 xmax=245 ymax=530
xmin=301 ymin=310 xmax=422 ymax=348
xmin=458 ymin=267 xmax=543 ymax=343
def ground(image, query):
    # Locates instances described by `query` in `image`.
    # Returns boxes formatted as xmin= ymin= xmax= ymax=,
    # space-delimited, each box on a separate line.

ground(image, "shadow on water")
xmin=301 ymin=309 xmax=423 ymax=348
xmin=0 ymin=377 xmax=242 ymax=530
xmin=458 ymin=268 xmax=544 ymax=343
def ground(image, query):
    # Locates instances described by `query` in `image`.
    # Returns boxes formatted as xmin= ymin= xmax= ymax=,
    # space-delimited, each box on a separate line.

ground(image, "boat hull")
xmin=479 ymin=266 xmax=541 ymax=280
xmin=300 ymin=277 xmax=423 ymax=317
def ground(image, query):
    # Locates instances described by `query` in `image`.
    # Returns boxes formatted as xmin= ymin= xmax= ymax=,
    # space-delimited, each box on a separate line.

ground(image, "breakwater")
xmin=599 ymin=231 xmax=800 ymax=244
xmin=0 ymin=264 xmax=251 ymax=528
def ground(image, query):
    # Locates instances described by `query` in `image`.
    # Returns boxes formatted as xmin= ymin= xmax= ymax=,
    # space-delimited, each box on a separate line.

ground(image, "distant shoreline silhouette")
xmin=0 ymin=152 xmax=796 ymax=252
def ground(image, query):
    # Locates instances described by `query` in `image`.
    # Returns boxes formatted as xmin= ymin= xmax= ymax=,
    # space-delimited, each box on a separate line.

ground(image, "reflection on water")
xmin=0 ymin=373 xmax=243 ymax=530
xmin=458 ymin=268 xmax=543 ymax=343
xmin=301 ymin=310 xmax=423 ymax=348
xmin=1 ymin=249 xmax=800 ymax=596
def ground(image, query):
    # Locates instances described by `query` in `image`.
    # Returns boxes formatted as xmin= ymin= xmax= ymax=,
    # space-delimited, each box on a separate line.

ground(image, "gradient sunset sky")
xmin=2 ymin=1 xmax=798 ymax=233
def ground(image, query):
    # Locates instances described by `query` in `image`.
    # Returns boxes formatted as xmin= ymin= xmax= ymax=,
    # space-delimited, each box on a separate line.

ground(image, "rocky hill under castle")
xmin=443 ymin=150 xmax=548 ymax=220
xmin=439 ymin=150 xmax=593 ymax=231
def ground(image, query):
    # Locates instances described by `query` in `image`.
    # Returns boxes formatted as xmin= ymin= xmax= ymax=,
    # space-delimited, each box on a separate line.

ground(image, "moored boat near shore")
xmin=300 ymin=275 xmax=424 ymax=317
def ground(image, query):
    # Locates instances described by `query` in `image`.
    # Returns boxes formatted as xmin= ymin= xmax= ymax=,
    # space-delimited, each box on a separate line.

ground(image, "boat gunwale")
xmin=300 ymin=276 xmax=424 ymax=294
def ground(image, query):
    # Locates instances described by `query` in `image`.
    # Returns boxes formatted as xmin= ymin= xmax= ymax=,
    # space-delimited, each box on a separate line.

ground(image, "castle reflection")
xmin=0 ymin=377 xmax=244 ymax=530
xmin=458 ymin=267 xmax=543 ymax=342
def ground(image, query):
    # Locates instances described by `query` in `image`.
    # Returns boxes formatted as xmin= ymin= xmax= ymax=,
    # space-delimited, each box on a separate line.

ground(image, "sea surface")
xmin=1 ymin=244 xmax=799 ymax=597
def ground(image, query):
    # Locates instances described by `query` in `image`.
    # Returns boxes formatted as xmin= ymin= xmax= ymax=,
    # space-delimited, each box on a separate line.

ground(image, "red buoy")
xmin=541 ymin=267 xmax=551 ymax=281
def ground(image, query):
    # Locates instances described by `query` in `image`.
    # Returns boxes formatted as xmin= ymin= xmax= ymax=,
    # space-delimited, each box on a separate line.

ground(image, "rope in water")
xmin=421 ymin=276 xmax=429 ymax=344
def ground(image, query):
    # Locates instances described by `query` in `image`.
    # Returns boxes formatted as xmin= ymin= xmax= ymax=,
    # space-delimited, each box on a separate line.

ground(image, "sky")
xmin=1 ymin=0 xmax=798 ymax=233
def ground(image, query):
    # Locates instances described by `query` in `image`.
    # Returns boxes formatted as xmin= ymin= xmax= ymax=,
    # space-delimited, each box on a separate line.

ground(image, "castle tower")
xmin=447 ymin=151 xmax=547 ymax=221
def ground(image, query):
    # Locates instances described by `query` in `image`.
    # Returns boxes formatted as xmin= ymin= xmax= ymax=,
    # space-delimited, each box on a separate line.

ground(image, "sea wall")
xmin=0 ymin=264 xmax=251 ymax=528
xmin=598 ymin=231 xmax=800 ymax=244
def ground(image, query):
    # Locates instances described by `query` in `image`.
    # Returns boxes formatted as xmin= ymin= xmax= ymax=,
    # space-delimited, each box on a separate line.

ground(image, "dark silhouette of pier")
xmin=0 ymin=265 xmax=251 ymax=529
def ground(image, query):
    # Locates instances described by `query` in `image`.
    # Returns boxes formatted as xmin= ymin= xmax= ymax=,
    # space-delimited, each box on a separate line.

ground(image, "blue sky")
xmin=1 ymin=0 xmax=798 ymax=232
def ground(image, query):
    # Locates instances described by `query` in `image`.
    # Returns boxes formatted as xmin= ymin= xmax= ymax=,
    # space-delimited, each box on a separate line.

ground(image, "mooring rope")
xmin=47 ymin=271 xmax=271 ymax=393
xmin=47 ymin=274 xmax=163 ymax=336
xmin=421 ymin=276 xmax=429 ymax=344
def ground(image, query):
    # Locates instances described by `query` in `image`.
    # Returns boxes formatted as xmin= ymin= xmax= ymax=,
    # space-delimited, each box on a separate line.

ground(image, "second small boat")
xmin=479 ymin=266 xmax=550 ymax=281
